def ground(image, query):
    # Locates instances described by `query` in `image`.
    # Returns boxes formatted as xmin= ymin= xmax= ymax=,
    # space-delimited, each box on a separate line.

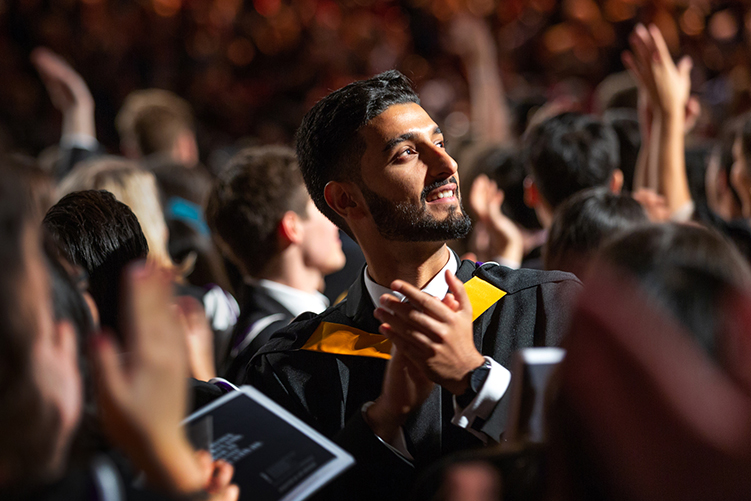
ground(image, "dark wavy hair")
xmin=295 ymin=70 xmax=420 ymax=236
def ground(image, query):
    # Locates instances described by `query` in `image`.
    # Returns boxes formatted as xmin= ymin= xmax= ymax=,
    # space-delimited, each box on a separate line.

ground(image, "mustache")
xmin=421 ymin=176 xmax=459 ymax=202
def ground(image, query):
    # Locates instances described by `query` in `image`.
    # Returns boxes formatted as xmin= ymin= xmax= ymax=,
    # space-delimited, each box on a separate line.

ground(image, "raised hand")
xmin=374 ymin=270 xmax=485 ymax=396
xmin=92 ymin=263 xmax=237 ymax=499
xmin=469 ymin=174 xmax=524 ymax=265
xmin=177 ymin=295 xmax=217 ymax=381
xmin=31 ymin=47 xmax=96 ymax=138
xmin=622 ymin=24 xmax=692 ymax=118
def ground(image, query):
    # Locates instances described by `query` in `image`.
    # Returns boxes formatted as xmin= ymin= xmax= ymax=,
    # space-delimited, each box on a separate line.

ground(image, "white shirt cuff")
xmin=670 ymin=200 xmax=695 ymax=223
xmin=451 ymin=356 xmax=511 ymax=442
xmin=361 ymin=402 xmax=414 ymax=462
xmin=60 ymin=133 xmax=99 ymax=151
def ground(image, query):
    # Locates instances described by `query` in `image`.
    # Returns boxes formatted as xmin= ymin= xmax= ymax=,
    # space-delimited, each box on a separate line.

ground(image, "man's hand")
xmin=365 ymin=346 xmax=434 ymax=444
xmin=177 ymin=295 xmax=217 ymax=381
xmin=31 ymin=47 xmax=96 ymax=138
xmin=631 ymin=188 xmax=670 ymax=222
xmin=469 ymin=174 xmax=524 ymax=265
xmin=374 ymin=270 xmax=485 ymax=396
xmin=92 ymin=263 xmax=237 ymax=498
xmin=622 ymin=24 xmax=692 ymax=120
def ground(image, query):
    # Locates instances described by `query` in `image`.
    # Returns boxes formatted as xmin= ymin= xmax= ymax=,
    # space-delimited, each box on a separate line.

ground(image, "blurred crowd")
xmin=3 ymin=1 xmax=751 ymax=501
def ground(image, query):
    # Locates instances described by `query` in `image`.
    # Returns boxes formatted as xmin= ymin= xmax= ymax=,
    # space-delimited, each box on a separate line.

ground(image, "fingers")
xmin=124 ymin=262 xmax=182 ymax=353
xmin=677 ymin=55 xmax=693 ymax=80
xmin=390 ymin=280 xmax=453 ymax=322
xmin=442 ymin=292 xmax=460 ymax=312
xmin=378 ymin=294 xmax=447 ymax=334
xmin=445 ymin=270 xmax=471 ymax=316
xmin=648 ymin=24 xmax=671 ymax=64
xmin=376 ymin=313 xmax=438 ymax=356
xmin=207 ymin=461 xmax=235 ymax=493
xmin=194 ymin=450 xmax=214 ymax=481
xmin=212 ymin=484 xmax=240 ymax=501
xmin=91 ymin=330 xmax=127 ymax=406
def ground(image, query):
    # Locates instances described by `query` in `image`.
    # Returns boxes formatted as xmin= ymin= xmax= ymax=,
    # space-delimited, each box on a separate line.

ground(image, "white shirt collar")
xmin=252 ymin=279 xmax=330 ymax=317
xmin=363 ymin=249 xmax=459 ymax=307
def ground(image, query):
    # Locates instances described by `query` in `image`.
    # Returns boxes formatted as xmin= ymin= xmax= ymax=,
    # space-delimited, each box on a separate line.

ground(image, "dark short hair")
xmin=468 ymin=146 xmax=541 ymax=230
xmin=206 ymin=146 xmax=308 ymax=277
xmin=42 ymin=190 xmax=149 ymax=336
xmin=295 ymin=70 xmax=420 ymax=233
xmin=544 ymin=187 xmax=648 ymax=277
xmin=597 ymin=223 xmax=751 ymax=361
xmin=602 ymin=109 xmax=640 ymax=192
xmin=524 ymin=112 xmax=619 ymax=209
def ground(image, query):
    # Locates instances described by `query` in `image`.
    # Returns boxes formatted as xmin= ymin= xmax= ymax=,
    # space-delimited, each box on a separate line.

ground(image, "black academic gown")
xmin=247 ymin=259 xmax=580 ymax=500
xmin=221 ymin=283 xmax=295 ymax=385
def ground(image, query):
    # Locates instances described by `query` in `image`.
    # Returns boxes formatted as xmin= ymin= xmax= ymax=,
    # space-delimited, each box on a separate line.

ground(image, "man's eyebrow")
xmin=382 ymin=126 xmax=444 ymax=152
xmin=383 ymin=132 xmax=418 ymax=153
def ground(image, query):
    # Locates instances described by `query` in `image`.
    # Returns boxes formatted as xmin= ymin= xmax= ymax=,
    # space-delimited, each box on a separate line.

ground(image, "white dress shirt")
xmin=362 ymin=250 xmax=511 ymax=452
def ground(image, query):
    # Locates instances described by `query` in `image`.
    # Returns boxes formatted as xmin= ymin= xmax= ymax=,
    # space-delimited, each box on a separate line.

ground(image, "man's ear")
xmin=278 ymin=211 xmax=303 ymax=246
xmin=324 ymin=181 xmax=365 ymax=220
xmin=172 ymin=130 xmax=199 ymax=167
xmin=610 ymin=168 xmax=624 ymax=194
xmin=523 ymin=175 xmax=539 ymax=209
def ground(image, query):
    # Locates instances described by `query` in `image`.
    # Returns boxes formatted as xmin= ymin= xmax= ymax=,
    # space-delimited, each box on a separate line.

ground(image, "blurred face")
xmin=23 ymin=226 xmax=83 ymax=477
xmin=731 ymin=136 xmax=751 ymax=219
xmin=356 ymin=103 xmax=471 ymax=241
xmin=300 ymin=198 xmax=346 ymax=276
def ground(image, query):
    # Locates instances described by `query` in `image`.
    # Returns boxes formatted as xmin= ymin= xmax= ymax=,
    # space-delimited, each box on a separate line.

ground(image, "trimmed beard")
xmin=359 ymin=176 xmax=472 ymax=242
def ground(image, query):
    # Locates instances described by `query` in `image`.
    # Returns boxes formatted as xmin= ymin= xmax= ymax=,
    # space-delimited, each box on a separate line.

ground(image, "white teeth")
xmin=428 ymin=190 xmax=454 ymax=202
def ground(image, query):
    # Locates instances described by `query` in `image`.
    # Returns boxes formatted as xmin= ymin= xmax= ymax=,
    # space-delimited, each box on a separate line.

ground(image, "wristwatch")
xmin=456 ymin=358 xmax=492 ymax=408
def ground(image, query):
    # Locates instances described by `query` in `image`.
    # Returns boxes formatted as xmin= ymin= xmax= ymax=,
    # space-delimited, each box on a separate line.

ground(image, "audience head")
xmin=295 ymin=70 xmax=420 ymax=235
xmin=549 ymin=223 xmax=751 ymax=500
xmin=596 ymin=223 xmax=751 ymax=360
xmin=0 ymin=170 xmax=82 ymax=488
xmin=468 ymin=146 xmax=540 ymax=230
xmin=115 ymin=89 xmax=198 ymax=167
xmin=602 ymin=109 xmax=640 ymax=193
xmin=206 ymin=145 xmax=345 ymax=280
xmin=58 ymin=156 xmax=183 ymax=276
xmin=523 ymin=112 xmax=622 ymax=227
xmin=43 ymin=190 xmax=149 ymax=336
xmin=731 ymin=114 xmax=751 ymax=219
xmin=544 ymin=187 xmax=648 ymax=278
xmin=706 ymin=118 xmax=743 ymax=221
xmin=1 ymin=154 xmax=55 ymax=222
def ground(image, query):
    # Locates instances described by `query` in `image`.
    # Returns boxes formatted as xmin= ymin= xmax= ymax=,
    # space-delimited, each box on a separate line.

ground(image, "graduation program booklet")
xmin=184 ymin=386 xmax=354 ymax=501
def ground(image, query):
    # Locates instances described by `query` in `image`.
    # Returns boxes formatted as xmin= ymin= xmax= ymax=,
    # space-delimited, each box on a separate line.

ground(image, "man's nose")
xmin=424 ymin=145 xmax=458 ymax=179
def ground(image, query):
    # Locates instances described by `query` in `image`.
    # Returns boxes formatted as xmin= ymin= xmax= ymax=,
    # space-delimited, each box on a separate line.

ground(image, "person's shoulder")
xmin=252 ymin=297 xmax=350 ymax=357
xmin=468 ymin=260 xmax=581 ymax=295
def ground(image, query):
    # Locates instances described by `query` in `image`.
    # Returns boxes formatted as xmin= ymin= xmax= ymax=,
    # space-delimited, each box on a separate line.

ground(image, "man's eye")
xmin=436 ymin=140 xmax=445 ymax=149
xmin=397 ymin=148 xmax=416 ymax=158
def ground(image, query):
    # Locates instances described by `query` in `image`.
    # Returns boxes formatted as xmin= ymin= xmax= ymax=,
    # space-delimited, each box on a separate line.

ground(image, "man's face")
xmin=300 ymin=198 xmax=346 ymax=276
xmin=356 ymin=102 xmax=471 ymax=242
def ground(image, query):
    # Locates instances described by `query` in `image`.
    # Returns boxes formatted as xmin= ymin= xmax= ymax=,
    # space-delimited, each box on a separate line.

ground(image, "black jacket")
xmin=221 ymin=283 xmax=295 ymax=385
xmin=247 ymin=260 xmax=580 ymax=500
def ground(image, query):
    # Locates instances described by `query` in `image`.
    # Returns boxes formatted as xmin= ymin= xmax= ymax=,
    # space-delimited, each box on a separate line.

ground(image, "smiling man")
xmin=248 ymin=71 xmax=580 ymax=499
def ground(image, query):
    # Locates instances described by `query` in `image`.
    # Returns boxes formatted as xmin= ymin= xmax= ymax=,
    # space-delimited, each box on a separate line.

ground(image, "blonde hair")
xmin=58 ymin=156 xmax=192 ymax=276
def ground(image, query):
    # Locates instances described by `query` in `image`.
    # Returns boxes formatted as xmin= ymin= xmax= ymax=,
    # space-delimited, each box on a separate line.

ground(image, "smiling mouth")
xmin=426 ymin=187 xmax=456 ymax=202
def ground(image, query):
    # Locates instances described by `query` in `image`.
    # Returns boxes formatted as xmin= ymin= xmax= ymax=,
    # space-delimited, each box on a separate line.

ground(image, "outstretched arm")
xmin=623 ymin=24 xmax=693 ymax=217
xmin=31 ymin=47 xmax=101 ymax=178
xmin=449 ymin=14 xmax=512 ymax=145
